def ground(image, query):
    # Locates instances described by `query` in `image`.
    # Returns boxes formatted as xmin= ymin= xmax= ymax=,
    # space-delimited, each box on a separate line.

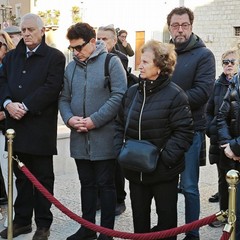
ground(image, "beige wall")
xmin=10 ymin=0 xmax=30 ymax=15
xmin=3 ymin=0 xmax=240 ymax=77
xmin=193 ymin=0 xmax=240 ymax=77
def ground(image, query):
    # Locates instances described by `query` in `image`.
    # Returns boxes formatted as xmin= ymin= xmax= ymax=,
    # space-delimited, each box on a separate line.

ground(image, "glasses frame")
xmin=222 ymin=59 xmax=236 ymax=66
xmin=170 ymin=23 xmax=191 ymax=30
xmin=68 ymin=41 xmax=89 ymax=53
xmin=0 ymin=41 xmax=7 ymax=50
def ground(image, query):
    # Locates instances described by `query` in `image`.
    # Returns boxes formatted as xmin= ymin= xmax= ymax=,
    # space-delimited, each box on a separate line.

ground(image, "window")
xmin=234 ymin=27 xmax=240 ymax=36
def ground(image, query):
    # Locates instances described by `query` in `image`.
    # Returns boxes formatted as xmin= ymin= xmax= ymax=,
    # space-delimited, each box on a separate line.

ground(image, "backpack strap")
xmin=104 ymin=53 xmax=115 ymax=91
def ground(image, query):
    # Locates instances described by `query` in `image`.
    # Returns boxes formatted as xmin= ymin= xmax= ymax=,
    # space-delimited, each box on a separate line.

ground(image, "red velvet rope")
xmin=20 ymin=163 xmax=224 ymax=239
xmin=220 ymin=231 xmax=231 ymax=240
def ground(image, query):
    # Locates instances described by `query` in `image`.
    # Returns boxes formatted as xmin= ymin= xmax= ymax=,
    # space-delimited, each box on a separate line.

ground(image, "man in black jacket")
xmin=167 ymin=7 xmax=216 ymax=240
xmin=0 ymin=13 xmax=65 ymax=240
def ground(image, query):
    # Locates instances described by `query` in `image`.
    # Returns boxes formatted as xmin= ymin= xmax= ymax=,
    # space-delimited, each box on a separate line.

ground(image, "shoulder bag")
xmin=117 ymin=90 xmax=160 ymax=173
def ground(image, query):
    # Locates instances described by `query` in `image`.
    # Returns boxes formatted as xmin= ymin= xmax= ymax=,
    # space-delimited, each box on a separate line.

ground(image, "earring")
xmin=157 ymin=70 xmax=160 ymax=75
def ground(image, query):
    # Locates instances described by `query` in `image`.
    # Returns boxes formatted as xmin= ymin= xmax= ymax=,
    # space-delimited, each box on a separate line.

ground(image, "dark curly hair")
xmin=66 ymin=22 xmax=96 ymax=42
xmin=167 ymin=7 xmax=194 ymax=26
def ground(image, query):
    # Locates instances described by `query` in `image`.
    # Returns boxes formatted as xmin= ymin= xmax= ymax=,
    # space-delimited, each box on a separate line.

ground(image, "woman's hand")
xmin=221 ymin=143 xmax=240 ymax=161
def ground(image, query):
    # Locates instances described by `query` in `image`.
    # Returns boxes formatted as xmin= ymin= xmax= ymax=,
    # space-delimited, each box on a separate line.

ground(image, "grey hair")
xmin=20 ymin=13 xmax=44 ymax=29
xmin=98 ymin=24 xmax=116 ymax=38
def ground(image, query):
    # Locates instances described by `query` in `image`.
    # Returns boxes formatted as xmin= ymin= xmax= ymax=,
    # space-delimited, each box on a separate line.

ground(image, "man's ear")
xmin=90 ymin=38 xmax=96 ymax=44
xmin=41 ymin=27 xmax=45 ymax=36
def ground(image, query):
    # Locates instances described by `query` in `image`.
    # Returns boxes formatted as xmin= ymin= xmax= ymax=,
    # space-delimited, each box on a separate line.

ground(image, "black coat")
xmin=217 ymin=74 xmax=240 ymax=171
xmin=206 ymin=73 xmax=231 ymax=164
xmin=0 ymin=36 xmax=65 ymax=155
xmin=115 ymin=76 xmax=194 ymax=184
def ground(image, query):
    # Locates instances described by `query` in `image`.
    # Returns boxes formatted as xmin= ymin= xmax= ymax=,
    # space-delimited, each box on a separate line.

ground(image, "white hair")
xmin=20 ymin=13 xmax=44 ymax=29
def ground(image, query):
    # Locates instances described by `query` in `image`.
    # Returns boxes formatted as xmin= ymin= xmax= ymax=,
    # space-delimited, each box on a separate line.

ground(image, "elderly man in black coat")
xmin=0 ymin=13 xmax=65 ymax=240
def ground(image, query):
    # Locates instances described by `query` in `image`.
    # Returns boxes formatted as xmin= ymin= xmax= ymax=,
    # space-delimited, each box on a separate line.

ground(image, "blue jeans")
xmin=180 ymin=131 xmax=203 ymax=238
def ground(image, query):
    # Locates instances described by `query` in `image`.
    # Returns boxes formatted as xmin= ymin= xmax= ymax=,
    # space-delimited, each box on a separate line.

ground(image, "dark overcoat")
xmin=0 ymin=36 xmax=65 ymax=155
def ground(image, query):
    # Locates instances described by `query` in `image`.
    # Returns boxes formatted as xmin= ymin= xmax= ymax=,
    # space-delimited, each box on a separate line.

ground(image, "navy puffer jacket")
xmin=171 ymin=34 xmax=215 ymax=131
xmin=115 ymin=76 xmax=194 ymax=184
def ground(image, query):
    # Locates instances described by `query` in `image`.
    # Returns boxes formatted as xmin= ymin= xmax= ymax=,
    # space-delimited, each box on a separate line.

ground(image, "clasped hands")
xmin=68 ymin=116 xmax=95 ymax=132
xmin=221 ymin=143 xmax=240 ymax=162
xmin=6 ymin=102 xmax=27 ymax=120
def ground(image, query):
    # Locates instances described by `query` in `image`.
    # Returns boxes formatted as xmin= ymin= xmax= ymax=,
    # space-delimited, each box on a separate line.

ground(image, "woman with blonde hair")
xmin=0 ymin=30 xmax=16 ymax=228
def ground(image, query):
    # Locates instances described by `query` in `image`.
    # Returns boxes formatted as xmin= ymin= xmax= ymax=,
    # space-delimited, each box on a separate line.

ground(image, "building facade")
xmin=0 ymin=0 xmax=239 ymax=76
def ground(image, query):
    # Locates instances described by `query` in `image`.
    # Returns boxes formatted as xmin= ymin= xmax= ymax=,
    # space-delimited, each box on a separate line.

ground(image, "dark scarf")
xmin=138 ymin=75 xmax=170 ymax=95
xmin=171 ymin=33 xmax=199 ymax=54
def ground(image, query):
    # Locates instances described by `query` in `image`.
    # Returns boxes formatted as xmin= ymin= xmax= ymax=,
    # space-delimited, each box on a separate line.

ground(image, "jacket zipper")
xmin=83 ymin=67 xmax=90 ymax=155
xmin=139 ymin=81 xmax=146 ymax=182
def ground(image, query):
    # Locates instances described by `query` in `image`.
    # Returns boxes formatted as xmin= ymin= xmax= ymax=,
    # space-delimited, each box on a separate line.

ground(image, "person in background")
xmin=114 ymin=40 xmax=194 ymax=240
xmin=167 ymin=7 xmax=215 ymax=240
xmin=0 ymin=13 xmax=65 ymax=240
xmin=217 ymin=72 xmax=240 ymax=240
xmin=97 ymin=25 xmax=128 ymax=216
xmin=115 ymin=29 xmax=134 ymax=57
xmin=59 ymin=22 xmax=127 ymax=240
xmin=97 ymin=25 xmax=128 ymax=69
xmin=206 ymin=49 xmax=239 ymax=228
xmin=0 ymin=30 xmax=15 ymax=63
xmin=4 ymin=25 xmax=22 ymax=47
xmin=0 ymin=29 xmax=17 ymax=228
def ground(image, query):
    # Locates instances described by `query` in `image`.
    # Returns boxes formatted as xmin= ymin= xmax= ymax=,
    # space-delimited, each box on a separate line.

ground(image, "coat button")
xmin=18 ymin=85 xmax=22 ymax=88
xmin=22 ymin=70 xmax=26 ymax=74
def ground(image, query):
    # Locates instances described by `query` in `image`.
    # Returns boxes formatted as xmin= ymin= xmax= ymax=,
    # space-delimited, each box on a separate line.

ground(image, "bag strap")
xmin=123 ymin=88 xmax=138 ymax=141
xmin=104 ymin=53 xmax=115 ymax=91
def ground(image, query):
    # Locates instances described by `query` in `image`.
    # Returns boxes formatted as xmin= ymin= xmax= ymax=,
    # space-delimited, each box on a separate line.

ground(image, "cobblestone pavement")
xmin=0 ymin=151 xmax=230 ymax=240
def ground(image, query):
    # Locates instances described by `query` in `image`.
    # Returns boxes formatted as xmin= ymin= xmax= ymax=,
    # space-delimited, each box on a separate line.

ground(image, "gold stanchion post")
xmin=5 ymin=129 xmax=15 ymax=240
xmin=226 ymin=169 xmax=240 ymax=240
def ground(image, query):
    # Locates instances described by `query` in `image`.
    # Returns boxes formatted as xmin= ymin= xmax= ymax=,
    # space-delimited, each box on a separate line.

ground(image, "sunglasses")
xmin=0 ymin=42 xmax=7 ymax=49
xmin=222 ymin=59 xmax=236 ymax=65
xmin=68 ymin=41 xmax=89 ymax=52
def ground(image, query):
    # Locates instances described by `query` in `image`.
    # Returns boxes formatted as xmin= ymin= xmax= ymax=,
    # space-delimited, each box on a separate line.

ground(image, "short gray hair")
xmin=98 ymin=24 xmax=116 ymax=38
xmin=20 ymin=13 xmax=44 ymax=29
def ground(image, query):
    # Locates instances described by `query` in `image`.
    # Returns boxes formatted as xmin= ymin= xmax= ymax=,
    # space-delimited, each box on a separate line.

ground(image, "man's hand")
xmin=68 ymin=116 xmax=88 ymax=132
xmin=68 ymin=116 xmax=95 ymax=132
xmin=221 ymin=143 xmax=240 ymax=161
xmin=83 ymin=117 xmax=95 ymax=130
xmin=0 ymin=111 xmax=6 ymax=121
xmin=6 ymin=102 xmax=27 ymax=120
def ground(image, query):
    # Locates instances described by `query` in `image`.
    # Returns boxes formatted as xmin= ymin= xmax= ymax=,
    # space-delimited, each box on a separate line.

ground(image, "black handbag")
xmin=117 ymin=90 xmax=160 ymax=173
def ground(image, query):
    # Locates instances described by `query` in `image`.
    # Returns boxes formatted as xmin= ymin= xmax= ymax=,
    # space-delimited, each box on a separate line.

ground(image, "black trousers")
xmin=129 ymin=176 xmax=179 ymax=240
xmin=13 ymin=153 xmax=54 ymax=228
xmin=0 ymin=167 xmax=7 ymax=199
xmin=75 ymin=159 xmax=116 ymax=229
xmin=115 ymin=162 xmax=126 ymax=203
xmin=218 ymin=166 xmax=229 ymax=211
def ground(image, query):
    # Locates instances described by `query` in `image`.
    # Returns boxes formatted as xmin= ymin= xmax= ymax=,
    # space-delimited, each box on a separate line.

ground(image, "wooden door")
xmin=135 ymin=31 xmax=145 ymax=70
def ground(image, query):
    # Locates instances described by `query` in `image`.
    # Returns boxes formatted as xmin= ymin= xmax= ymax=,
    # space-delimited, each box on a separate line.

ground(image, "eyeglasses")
xmin=170 ymin=23 xmax=191 ymax=30
xmin=68 ymin=41 xmax=89 ymax=52
xmin=222 ymin=59 xmax=236 ymax=65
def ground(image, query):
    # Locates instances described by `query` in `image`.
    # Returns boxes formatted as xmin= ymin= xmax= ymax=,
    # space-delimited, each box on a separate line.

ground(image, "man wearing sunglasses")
xmin=166 ymin=7 xmax=216 ymax=240
xmin=59 ymin=22 xmax=127 ymax=240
